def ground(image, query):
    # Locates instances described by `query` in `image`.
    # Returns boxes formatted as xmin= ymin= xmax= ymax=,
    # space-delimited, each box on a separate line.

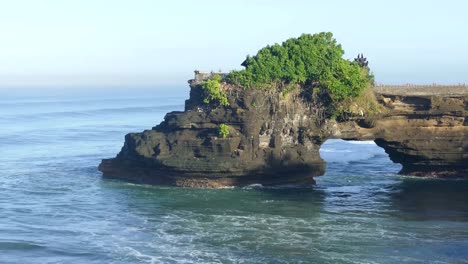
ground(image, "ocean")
xmin=1 ymin=87 xmax=467 ymax=263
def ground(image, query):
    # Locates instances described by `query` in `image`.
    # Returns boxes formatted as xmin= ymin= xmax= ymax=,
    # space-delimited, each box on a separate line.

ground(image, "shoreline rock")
xmin=99 ymin=81 xmax=467 ymax=187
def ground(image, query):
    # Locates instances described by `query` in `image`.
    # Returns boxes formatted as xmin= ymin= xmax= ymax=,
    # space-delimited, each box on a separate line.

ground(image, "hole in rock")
xmin=319 ymin=139 xmax=401 ymax=177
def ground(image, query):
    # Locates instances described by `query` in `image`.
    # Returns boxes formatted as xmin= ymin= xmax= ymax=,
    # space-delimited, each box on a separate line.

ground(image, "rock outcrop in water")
xmin=336 ymin=86 xmax=467 ymax=178
xmin=98 ymin=75 xmax=467 ymax=187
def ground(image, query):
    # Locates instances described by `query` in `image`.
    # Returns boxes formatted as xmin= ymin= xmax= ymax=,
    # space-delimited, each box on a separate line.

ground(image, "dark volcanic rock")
xmin=99 ymin=82 xmax=326 ymax=187
xmin=99 ymin=82 xmax=468 ymax=187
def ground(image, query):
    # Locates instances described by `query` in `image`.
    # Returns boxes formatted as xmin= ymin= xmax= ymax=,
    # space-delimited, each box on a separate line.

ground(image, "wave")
xmin=320 ymin=148 xmax=352 ymax=153
xmin=346 ymin=141 xmax=377 ymax=145
xmin=0 ymin=94 xmax=186 ymax=107
xmin=0 ymin=241 xmax=45 ymax=251
xmin=0 ymin=104 xmax=184 ymax=121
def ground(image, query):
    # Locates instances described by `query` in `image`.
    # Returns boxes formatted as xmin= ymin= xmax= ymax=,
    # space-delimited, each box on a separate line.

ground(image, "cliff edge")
xmin=98 ymin=79 xmax=467 ymax=187
xmin=99 ymin=32 xmax=467 ymax=187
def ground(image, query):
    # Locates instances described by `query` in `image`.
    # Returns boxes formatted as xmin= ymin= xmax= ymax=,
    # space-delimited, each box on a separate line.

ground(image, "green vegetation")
xmin=331 ymin=87 xmax=384 ymax=120
xmin=281 ymin=83 xmax=299 ymax=98
xmin=218 ymin=124 xmax=230 ymax=138
xmin=201 ymin=74 xmax=229 ymax=106
xmin=226 ymin=32 xmax=373 ymax=103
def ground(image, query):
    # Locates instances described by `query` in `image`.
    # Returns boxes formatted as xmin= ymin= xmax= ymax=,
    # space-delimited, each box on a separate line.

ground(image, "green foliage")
xmin=281 ymin=83 xmax=299 ymax=98
xmin=218 ymin=124 xmax=230 ymax=138
xmin=226 ymin=32 xmax=372 ymax=103
xmin=202 ymin=74 xmax=229 ymax=106
xmin=330 ymin=86 xmax=384 ymax=121
xmin=211 ymin=73 xmax=223 ymax=82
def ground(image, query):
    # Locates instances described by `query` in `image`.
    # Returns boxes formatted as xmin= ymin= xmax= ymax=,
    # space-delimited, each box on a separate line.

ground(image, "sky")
xmin=0 ymin=0 xmax=467 ymax=88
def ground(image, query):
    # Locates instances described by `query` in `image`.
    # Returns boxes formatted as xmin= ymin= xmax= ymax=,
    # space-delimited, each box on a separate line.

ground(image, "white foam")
xmin=347 ymin=141 xmax=377 ymax=145
xmin=320 ymin=148 xmax=352 ymax=153
xmin=243 ymin=183 xmax=264 ymax=189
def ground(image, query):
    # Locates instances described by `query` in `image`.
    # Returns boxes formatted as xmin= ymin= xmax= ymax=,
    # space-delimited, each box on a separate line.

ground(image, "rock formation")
xmin=98 ymin=80 xmax=467 ymax=187
xmin=354 ymin=86 xmax=467 ymax=178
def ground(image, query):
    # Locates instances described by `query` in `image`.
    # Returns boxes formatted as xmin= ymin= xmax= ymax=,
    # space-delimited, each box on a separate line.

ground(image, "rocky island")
xmin=99 ymin=32 xmax=467 ymax=187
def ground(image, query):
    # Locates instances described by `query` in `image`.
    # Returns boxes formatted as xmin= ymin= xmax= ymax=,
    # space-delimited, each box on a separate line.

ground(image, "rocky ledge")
xmin=99 ymin=80 xmax=467 ymax=187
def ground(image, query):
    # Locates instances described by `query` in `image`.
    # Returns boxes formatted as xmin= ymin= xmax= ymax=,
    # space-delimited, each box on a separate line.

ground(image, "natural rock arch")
xmin=319 ymin=139 xmax=400 ymax=174
xmin=99 ymin=81 xmax=467 ymax=187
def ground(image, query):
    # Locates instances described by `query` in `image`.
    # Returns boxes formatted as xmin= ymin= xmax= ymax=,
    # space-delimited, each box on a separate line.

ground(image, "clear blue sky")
xmin=0 ymin=0 xmax=467 ymax=88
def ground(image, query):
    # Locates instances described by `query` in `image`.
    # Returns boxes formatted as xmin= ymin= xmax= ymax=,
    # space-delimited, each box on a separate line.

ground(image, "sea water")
xmin=1 ymin=87 xmax=467 ymax=264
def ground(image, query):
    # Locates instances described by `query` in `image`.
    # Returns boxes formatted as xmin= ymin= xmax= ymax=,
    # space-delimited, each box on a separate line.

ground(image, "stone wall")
xmin=193 ymin=70 xmax=228 ymax=83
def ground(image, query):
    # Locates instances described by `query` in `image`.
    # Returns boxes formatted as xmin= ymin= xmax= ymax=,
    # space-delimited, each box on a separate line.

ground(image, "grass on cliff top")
xmin=332 ymin=87 xmax=384 ymax=120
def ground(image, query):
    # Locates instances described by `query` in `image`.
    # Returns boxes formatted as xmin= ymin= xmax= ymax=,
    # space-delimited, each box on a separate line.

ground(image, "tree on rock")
xmin=226 ymin=32 xmax=373 ymax=102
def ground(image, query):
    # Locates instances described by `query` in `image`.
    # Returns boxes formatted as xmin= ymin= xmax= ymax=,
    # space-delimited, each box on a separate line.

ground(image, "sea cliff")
xmin=98 ymin=79 xmax=467 ymax=187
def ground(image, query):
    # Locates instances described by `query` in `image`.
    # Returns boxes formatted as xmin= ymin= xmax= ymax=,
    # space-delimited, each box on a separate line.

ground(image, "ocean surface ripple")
xmin=1 ymin=89 xmax=467 ymax=264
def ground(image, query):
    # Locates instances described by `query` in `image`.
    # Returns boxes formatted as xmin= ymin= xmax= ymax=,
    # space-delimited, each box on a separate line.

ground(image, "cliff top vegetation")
xmin=201 ymin=32 xmax=377 ymax=117
xmin=226 ymin=32 xmax=373 ymax=103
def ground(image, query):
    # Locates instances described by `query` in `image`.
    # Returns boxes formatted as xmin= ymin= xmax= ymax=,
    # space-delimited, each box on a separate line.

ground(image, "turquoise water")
xmin=1 ymin=88 xmax=468 ymax=263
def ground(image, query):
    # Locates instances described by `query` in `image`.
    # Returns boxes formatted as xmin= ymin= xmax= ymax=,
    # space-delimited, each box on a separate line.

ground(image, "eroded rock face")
xmin=366 ymin=89 xmax=467 ymax=178
xmin=99 ymin=82 xmax=328 ymax=187
xmin=98 ymin=82 xmax=467 ymax=187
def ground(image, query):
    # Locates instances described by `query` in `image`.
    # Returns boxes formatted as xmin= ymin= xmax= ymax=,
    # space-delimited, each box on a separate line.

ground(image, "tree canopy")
xmin=226 ymin=32 xmax=372 ymax=102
